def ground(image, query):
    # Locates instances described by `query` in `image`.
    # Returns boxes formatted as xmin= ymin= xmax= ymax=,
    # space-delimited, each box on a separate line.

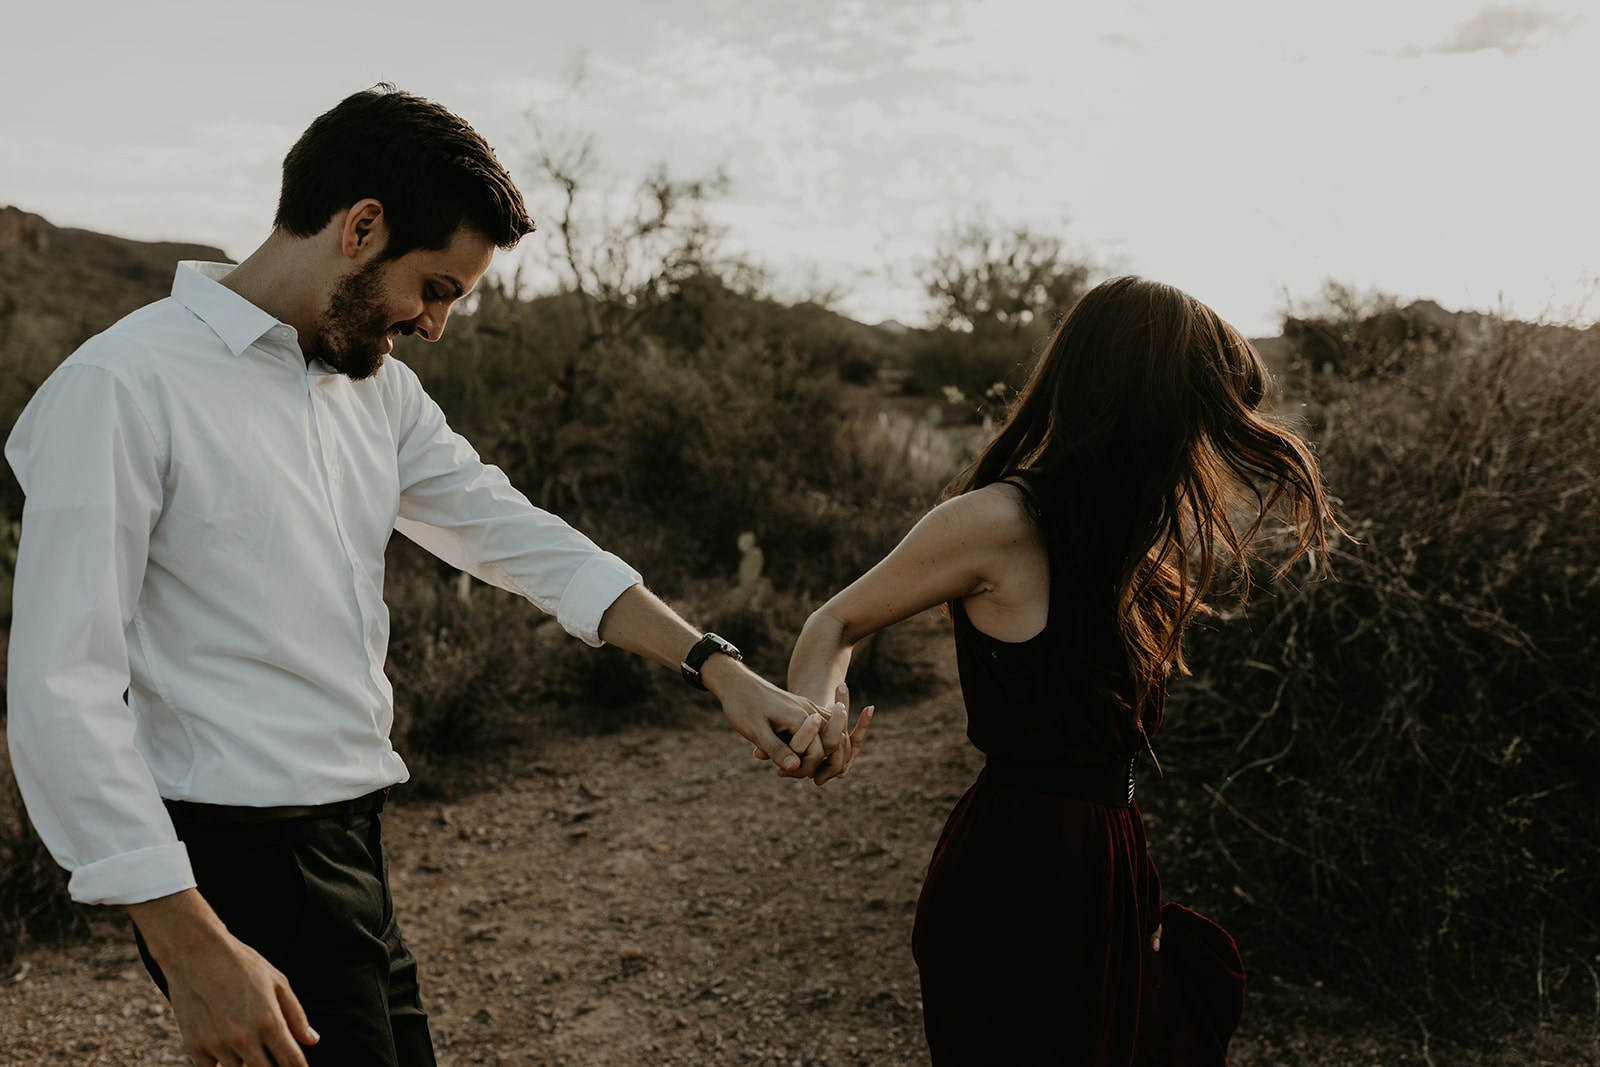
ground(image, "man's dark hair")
xmin=275 ymin=84 xmax=534 ymax=259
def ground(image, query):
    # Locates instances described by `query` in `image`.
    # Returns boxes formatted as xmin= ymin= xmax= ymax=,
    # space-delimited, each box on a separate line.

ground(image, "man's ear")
xmin=339 ymin=199 xmax=387 ymax=261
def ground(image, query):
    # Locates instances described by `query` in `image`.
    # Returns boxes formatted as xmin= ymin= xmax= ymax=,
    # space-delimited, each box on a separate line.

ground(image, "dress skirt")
xmin=912 ymin=774 xmax=1246 ymax=1066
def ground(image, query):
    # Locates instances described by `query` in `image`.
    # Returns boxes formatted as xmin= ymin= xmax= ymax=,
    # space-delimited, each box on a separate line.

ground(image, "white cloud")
xmin=3 ymin=0 xmax=1597 ymax=334
xmin=1418 ymin=3 xmax=1585 ymax=56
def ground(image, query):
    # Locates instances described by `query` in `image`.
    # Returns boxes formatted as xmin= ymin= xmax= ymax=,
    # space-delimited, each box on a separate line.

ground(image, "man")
xmin=5 ymin=86 xmax=868 ymax=1066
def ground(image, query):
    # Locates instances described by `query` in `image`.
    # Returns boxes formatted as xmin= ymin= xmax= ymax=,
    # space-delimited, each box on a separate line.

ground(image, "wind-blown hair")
xmin=944 ymin=275 xmax=1335 ymax=727
xmin=275 ymin=84 xmax=534 ymax=260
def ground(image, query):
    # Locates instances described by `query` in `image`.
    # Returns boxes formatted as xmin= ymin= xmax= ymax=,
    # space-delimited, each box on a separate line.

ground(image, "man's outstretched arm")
xmin=597 ymin=583 xmax=828 ymax=776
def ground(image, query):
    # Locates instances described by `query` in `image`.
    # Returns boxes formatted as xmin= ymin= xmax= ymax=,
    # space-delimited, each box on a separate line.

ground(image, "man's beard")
xmin=306 ymin=259 xmax=406 ymax=381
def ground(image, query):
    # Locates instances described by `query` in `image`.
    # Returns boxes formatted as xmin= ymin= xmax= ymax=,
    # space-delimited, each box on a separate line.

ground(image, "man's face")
xmin=308 ymin=226 xmax=496 ymax=380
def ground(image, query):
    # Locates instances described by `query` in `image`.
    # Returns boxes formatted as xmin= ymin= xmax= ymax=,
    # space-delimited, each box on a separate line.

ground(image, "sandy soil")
xmin=3 ymin=616 xmax=1597 ymax=1066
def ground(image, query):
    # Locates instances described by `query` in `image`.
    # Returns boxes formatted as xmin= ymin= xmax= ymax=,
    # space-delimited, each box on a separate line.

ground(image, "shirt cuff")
xmin=556 ymin=553 xmax=642 ymax=647
xmin=66 ymin=842 xmax=197 ymax=906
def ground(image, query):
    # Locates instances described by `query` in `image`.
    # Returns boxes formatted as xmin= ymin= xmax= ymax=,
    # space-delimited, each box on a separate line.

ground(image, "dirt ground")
xmin=3 ymin=616 xmax=1597 ymax=1067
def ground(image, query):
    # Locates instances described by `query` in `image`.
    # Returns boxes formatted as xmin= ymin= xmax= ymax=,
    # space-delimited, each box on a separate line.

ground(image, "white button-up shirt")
xmin=5 ymin=262 xmax=641 ymax=906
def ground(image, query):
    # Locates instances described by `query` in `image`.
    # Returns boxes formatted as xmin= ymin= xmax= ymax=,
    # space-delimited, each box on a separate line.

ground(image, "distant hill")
xmin=0 ymin=208 xmax=232 ymax=527
xmin=0 ymin=206 xmax=229 ymax=347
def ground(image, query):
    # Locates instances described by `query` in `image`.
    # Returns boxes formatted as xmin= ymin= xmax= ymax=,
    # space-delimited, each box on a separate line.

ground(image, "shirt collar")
xmin=172 ymin=261 xmax=290 ymax=358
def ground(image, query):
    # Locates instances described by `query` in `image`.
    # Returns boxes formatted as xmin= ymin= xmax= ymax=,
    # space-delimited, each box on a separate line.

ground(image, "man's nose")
xmin=410 ymin=306 xmax=449 ymax=342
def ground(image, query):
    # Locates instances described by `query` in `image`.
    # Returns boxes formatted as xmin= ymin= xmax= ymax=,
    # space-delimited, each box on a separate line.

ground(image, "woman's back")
xmin=952 ymin=599 xmax=1152 ymax=766
xmin=953 ymin=479 xmax=1153 ymax=767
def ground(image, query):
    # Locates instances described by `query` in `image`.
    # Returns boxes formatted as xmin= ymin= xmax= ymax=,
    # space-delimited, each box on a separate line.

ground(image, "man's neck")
xmin=218 ymin=228 xmax=337 ymax=341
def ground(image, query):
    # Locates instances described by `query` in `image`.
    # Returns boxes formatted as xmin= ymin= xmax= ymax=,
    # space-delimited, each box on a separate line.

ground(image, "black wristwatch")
xmin=681 ymin=632 xmax=743 ymax=690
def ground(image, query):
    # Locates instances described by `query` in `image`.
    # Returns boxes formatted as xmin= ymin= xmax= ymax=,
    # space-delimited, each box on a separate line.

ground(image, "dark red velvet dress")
xmin=911 ymin=602 xmax=1245 ymax=1065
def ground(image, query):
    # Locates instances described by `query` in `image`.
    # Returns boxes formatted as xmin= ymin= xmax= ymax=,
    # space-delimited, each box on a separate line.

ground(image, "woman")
xmin=788 ymin=276 xmax=1335 ymax=1064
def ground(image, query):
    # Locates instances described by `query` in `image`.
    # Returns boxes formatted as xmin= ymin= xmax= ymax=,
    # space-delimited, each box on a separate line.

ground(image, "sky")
xmin=2 ymin=0 xmax=1596 ymax=336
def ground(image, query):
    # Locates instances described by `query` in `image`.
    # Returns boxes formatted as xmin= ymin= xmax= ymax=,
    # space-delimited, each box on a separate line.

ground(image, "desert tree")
xmin=920 ymin=216 xmax=1093 ymax=336
xmin=525 ymin=113 xmax=731 ymax=351
xmin=911 ymin=216 xmax=1097 ymax=404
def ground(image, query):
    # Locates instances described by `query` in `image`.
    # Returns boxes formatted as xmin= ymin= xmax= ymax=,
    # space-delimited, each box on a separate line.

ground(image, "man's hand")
xmin=753 ymin=682 xmax=874 ymax=785
xmin=595 ymin=584 xmax=834 ymax=777
xmin=698 ymin=650 xmax=830 ymax=777
xmin=125 ymin=889 xmax=318 ymax=1067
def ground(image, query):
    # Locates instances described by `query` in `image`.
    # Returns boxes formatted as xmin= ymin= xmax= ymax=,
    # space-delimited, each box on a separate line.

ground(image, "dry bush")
xmin=378 ymin=272 xmax=952 ymax=784
xmin=1159 ymin=310 xmax=1600 ymax=1031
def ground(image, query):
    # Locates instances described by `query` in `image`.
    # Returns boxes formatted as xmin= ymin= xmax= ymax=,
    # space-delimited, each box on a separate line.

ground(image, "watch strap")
xmin=681 ymin=632 xmax=743 ymax=690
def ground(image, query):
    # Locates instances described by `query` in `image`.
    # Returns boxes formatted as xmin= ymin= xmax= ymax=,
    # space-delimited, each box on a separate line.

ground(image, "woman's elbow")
xmin=800 ymin=606 xmax=856 ymax=650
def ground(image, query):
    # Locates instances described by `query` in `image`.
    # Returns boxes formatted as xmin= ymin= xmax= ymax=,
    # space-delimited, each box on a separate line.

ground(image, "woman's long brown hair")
xmin=944 ymin=275 xmax=1335 ymax=729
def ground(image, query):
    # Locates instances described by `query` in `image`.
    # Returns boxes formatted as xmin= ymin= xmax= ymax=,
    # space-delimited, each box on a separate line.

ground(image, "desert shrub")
xmin=0 ymin=211 xmax=959 ymax=956
xmin=381 ymin=535 xmax=694 ymax=778
xmin=904 ymin=326 xmax=1037 ymax=404
xmin=397 ymin=269 xmax=941 ymax=596
xmin=1158 ymin=310 xmax=1600 ymax=1029
xmin=378 ymin=269 xmax=956 ymax=775
xmin=1279 ymin=280 xmax=1465 ymax=385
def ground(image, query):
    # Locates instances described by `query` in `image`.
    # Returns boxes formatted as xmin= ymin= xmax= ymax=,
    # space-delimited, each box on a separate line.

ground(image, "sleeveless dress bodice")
xmin=952 ymin=598 xmax=1156 ymax=765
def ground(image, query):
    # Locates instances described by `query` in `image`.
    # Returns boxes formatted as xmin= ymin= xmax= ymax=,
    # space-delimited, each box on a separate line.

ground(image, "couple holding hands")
xmin=6 ymin=85 xmax=1333 ymax=1066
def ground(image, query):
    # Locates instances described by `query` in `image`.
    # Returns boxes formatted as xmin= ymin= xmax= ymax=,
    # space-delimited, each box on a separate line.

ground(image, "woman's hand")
xmin=813 ymin=682 xmax=873 ymax=785
xmin=754 ymin=682 xmax=873 ymax=785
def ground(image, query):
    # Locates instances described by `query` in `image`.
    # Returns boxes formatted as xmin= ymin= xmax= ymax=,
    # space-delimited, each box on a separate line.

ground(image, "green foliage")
xmin=1158 ymin=306 xmax=1600 ymax=1028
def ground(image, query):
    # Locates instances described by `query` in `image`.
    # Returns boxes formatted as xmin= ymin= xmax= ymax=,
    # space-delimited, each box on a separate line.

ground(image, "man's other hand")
xmin=125 ymin=888 xmax=318 ymax=1067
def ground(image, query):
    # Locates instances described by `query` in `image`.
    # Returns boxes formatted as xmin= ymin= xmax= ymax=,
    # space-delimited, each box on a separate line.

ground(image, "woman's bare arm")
xmin=788 ymin=482 xmax=1046 ymax=718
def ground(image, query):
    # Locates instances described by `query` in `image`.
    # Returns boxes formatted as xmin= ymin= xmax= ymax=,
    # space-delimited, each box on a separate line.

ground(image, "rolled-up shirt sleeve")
xmin=5 ymin=362 xmax=195 ymax=905
xmin=389 ymin=363 xmax=640 ymax=647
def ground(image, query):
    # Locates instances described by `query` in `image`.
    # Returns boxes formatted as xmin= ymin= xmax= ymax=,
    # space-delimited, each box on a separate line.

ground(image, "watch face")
xmin=702 ymin=634 xmax=740 ymax=659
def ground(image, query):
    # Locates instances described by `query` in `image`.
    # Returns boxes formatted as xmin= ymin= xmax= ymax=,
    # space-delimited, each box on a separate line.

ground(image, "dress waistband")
xmin=981 ymin=755 xmax=1136 ymax=808
xmin=164 ymin=787 xmax=390 ymax=825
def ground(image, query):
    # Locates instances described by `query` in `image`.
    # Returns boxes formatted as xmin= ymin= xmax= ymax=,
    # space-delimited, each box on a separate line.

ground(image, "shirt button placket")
xmin=309 ymin=382 xmax=377 ymax=670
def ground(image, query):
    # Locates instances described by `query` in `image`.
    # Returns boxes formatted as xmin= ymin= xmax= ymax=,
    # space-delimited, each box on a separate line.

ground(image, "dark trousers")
xmin=136 ymin=811 xmax=437 ymax=1066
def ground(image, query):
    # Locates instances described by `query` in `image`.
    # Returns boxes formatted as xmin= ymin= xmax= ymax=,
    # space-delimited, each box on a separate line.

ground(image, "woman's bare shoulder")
xmin=930 ymin=482 xmax=1044 ymax=551
xmin=938 ymin=483 xmax=1050 ymax=637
